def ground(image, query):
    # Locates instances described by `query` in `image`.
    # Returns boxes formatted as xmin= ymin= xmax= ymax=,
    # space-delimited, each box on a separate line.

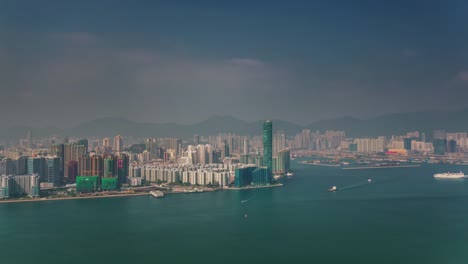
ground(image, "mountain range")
xmin=2 ymin=109 xmax=468 ymax=141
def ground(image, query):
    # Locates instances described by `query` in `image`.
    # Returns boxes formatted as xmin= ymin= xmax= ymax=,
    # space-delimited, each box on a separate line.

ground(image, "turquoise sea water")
xmin=2 ymin=161 xmax=468 ymax=264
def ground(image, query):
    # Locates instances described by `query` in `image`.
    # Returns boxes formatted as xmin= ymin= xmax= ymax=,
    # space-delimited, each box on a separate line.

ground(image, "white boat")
xmin=328 ymin=186 xmax=337 ymax=192
xmin=286 ymin=172 xmax=294 ymax=177
xmin=150 ymin=191 xmax=164 ymax=198
xmin=434 ymin=171 xmax=465 ymax=179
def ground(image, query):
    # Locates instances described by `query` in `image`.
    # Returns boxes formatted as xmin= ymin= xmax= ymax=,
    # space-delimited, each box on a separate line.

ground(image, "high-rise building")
xmin=90 ymin=155 xmax=103 ymax=177
xmin=243 ymin=137 xmax=249 ymax=155
xmin=45 ymin=156 xmax=61 ymax=186
xmin=26 ymin=130 xmax=32 ymax=149
xmin=50 ymin=144 xmax=65 ymax=180
xmin=66 ymin=160 xmax=78 ymax=183
xmin=433 ymin=139 xmax=447 ymax=155
xmin=103 ymin=138 xmax=110 ymax=148
xmin=27 ymin=157 xmax=46 ymax=180
xmin=72 ymin=144 xmax=86 ymax=161
xmin=263 ymin=120 xmax=272 ymax=182
xmin=103 ymin=157 xmax=114 ymax=177
xmin=63 ymin=144 xmax=73 ymax=179
xmin=76 ymin=139 xmax=89 ymax=154
xmin=114 ymin=135 xmax=123 ymax=152
xmin=146 ymin=139 xmax=157 ymax=159
xmin=273 ymin=133 xmax=286 ymax=156
xmin=433 ymin=130 xmax=446 ymax=140
xmin=0 ymin=158 xmax=14 ymax=176
xmin=115 ymin=154 xmax=129 ymax=185
xmin=78 ymin=156 xmax=91 ymax=176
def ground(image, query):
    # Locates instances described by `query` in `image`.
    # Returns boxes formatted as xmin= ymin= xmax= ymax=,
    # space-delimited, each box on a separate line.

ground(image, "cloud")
xmin=458 ymin=71 xmax=468 ymax=81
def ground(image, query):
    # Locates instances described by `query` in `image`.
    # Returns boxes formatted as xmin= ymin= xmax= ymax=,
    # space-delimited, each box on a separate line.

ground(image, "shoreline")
xmin=0 ymin=183 xmax=284 ymax=204
xmin=299 ymin=161 xmax=340 ymax=167
xmin=227 ymin=183 xmax=283 ymax=190
xmin=342 ymin=165 xmax=421 ymax=170
xmin=0 ymin=192 xmax=149 ymax=204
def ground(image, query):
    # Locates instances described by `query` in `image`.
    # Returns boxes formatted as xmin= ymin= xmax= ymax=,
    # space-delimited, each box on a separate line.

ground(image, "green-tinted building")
xmin=349 ymin=143 xmax=358 ymax=152
xmin=263 ymin=120 xmax=272 ymax=183
xmin=234 ymin=167 xmax=256 ymax=187
xmin=104 ymin=157 xmax=114 ymax=177
xmin=101 ymin=177 xmax=118 ymax=191
xmin=252 ymin=167 xmax=271 ymax=186
xmin=433 ymin=139 xmax=447 ymax=155
xmin=76 ymin=176 xmax=99 ymax=193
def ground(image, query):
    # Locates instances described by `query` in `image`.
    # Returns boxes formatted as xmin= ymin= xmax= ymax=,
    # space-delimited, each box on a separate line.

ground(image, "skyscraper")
xmin=26 ymin=130 xmax=32 ymax=149
xmin=263 ymin=120 xmax=272 ymax=182
xmin=243 ymin=137 xmax=249 ymax=155
xmin=114 ymin=135 xmax=123 ymax=152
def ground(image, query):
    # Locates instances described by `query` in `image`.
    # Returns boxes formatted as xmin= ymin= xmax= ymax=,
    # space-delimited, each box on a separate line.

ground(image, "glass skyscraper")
xmin=263 ymin=120 xmax=272 ymax=182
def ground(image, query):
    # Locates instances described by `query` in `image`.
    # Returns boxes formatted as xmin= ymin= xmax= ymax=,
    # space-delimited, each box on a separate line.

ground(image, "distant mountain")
xmin=2 ymin=109 xmax=468 ymax=141
xmin=307 ymin=109 xmax=468 ymax=137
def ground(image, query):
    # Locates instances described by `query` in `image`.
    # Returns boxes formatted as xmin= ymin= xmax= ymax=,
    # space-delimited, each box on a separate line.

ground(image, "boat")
xmin=286 ymin=172 xmax=294 ymax=177
xmin=368 ymin=179 xmax=372 ymax=182
xmin=328 ymin=186 xmax=337 ymax=192
xmin=150 ymin=191 xmax=164 ymax=198
xmin=434 ymin=171 xmax=465 ymax=179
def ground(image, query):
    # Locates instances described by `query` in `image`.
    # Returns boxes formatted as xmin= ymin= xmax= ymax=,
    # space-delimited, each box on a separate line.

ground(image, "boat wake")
xmin=241 ymin=196 xmax=256 ymax=203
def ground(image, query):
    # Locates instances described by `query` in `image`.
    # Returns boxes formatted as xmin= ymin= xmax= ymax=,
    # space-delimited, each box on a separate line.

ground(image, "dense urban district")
xmin=0 ymin=119 xmax=464 ymax=202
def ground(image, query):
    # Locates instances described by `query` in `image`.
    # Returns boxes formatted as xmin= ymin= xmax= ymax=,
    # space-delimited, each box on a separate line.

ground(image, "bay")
xmin=1 ymin=160 xmax=468 ymax=264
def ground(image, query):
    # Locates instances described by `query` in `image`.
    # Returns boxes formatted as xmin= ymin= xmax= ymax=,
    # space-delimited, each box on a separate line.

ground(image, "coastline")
xmin=342 ymin=164 xmax=421 ymax=170
xmin=0 ymin=192 xmax=149 ymax=204
xmin=227 ymin=183 xmax=283 ymax=190
xmin=299 ymin=161 xmax=340 ymax=167
xmin=0 ymin=183 xmax=284 ymax=204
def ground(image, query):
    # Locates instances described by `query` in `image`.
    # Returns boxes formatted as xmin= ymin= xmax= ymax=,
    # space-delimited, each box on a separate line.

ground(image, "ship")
xmin=150 ymin=191 xmax=164 ymax=198
xmin=434 ymin=171 xmax=465 ymax=179
xmin=328 ymin=186 xmax=337 ymax=192
xmin=286 ymin=172 xmax=295 ymax=177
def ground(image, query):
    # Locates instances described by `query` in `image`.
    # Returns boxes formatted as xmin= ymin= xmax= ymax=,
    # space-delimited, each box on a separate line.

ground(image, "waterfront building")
xmin=263 ymin=120 xmax=273 ymax=182
xmin=76 ymin=176 xmax=99 ymax=193
xmin=101 ymin=177 xmax=118 ymax=191
xmin=0 ymin=174 xmax=40 ymax=198
xmin=433 ymin=139 xmax=447 ymax=155
xmin=27 ymin=157 xmax=46 ymax=180
xmin=104 ymin=157 xmax=114 ymax=177
xmin=447 ymin=139 xmax=457 ymax=153
xmin=252 ymin=167 xmax=271 ymax=186
xmin=0 ymin=158 xmax=14 ymax=176
xmin=45 ymin=156 xmax=61 ymax=187
xmin=273 ymin=133 xmax=286 ymax=156
xmin=234 ymin=166 xmax=256 ymax=187
xmin=274 ymin=149 xmax=291 ymax=174
xmin=433 ymin=130 xmax=446 ymax=140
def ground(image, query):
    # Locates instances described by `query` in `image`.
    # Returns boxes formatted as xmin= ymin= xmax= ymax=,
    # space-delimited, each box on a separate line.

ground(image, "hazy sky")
xmin=1 ymin=0 xmax=468 ymax=127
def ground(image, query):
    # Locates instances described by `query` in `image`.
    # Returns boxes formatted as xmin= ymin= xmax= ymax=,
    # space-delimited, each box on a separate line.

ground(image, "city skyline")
xmin=2 ymin=1 xmax=468 ymax=127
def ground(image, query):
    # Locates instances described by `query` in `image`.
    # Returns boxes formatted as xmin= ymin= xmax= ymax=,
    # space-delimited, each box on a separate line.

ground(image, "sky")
xmin=1 ymin=0 xmax=468 ymax=127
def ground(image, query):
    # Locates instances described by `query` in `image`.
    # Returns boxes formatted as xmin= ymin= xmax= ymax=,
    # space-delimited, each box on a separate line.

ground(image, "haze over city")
xmin=2 ymin=1 xmax=468 ymax=127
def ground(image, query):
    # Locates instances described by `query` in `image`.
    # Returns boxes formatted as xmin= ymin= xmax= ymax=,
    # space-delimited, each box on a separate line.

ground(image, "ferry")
xmin=328 ymin=186 xmax=337 ymax=192
xmin=434 ymin=171 xmax=465 ymax=179
xmin=150 ymin=191 xmax=164 ymax=198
